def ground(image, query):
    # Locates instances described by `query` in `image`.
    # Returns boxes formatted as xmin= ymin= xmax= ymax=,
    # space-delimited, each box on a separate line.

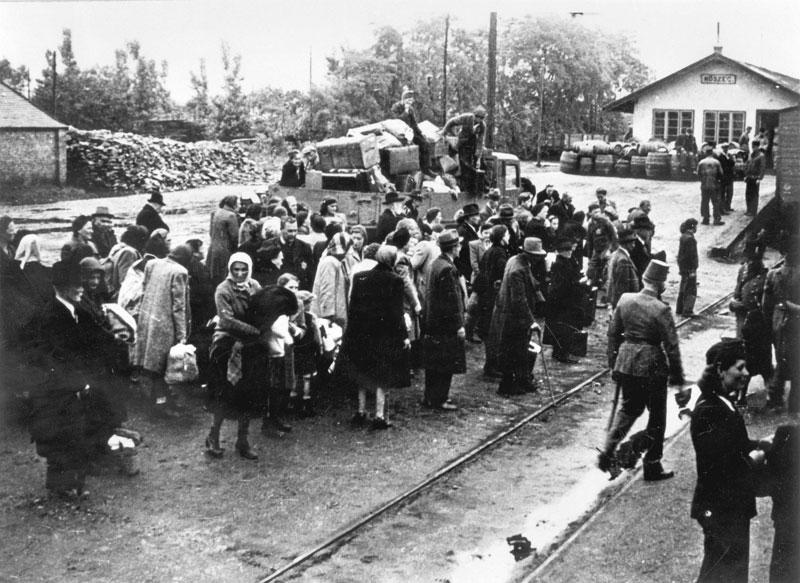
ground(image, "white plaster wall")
xmin=630 ymin=60 xmax=799 ymax=142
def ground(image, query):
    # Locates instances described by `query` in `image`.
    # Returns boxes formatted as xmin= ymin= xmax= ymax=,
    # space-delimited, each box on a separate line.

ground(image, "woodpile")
xmin=66 ymin=129 xmax=267 ymax=192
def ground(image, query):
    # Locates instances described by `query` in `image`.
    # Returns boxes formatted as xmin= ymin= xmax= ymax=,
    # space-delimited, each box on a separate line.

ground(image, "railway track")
xmin=258 ymin=290 xmax=736 ymax=583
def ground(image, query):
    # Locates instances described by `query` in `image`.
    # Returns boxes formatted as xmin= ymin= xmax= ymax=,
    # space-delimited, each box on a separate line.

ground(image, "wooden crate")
xmin=380 ymin=146 xmax=420 ymax=175
xmin=315 ymin=134 xmax=380 ymax=171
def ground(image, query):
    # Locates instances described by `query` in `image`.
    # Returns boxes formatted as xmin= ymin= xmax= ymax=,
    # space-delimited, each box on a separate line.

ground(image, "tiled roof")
xmin=0 ymin=82 xmax=67 ymax=129
xmin=604 ymin=52 xmax=800 ymax=113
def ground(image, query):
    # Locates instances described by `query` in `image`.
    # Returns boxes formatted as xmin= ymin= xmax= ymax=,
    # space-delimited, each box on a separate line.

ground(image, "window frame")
xmin=702 ymin=110 xmax=746 ymax=145
xmin=651 ymin=109 xmax=695 ymax=142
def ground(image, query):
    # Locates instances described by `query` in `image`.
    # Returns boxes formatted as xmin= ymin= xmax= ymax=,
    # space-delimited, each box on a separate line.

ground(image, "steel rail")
xmin=257 ymin=291 xmax=735 ymax=583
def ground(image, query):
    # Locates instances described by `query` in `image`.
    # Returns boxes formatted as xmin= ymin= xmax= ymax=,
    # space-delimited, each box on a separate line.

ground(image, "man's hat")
xmin=518 ymin=192 xmax=532 ymax=201
xmin=92 ymin=206 xmax=114 ymax=219
xmin=462 ymin=203 xmax=480 ymax=217
xmin=617 ymin=227 xmax=636 ymax=243
xmin=437 ymin=229 xmax=461 ymax=250
xmin=406 ymin=190 xmax=423 ymax=201
xmin=595 ymin=188 xmax=607 ymax=195
xmin=51 ymin=260 xmax=82 ymax=288
xmin=679 ymin=218 xmax=699 ymax=233
xmin=384 ymin=191 xmax=404 ymax=205
xmin=632 ymin=215 xmax=655 ymax=231
xmin=487 ymin=189 xmax=501 ymax=201
xmin=522 ymin=237 xmax=547 ymax=255
xmin=401 ymin=88 xmax=416 ymax=100
xmin=642 ymin=259 xmax=669 ymax=283
xmin=498 ymin=204 xmax=515 ymax=220
xmin=473 ymin=105 xmax=487 ymax=118
xmin=79 ymin=256 xmax=104 ymax=275
xmin=147 ymin=190 xmax=165 ymax=206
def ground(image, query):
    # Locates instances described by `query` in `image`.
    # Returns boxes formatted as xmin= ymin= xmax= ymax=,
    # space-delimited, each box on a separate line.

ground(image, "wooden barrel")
xmin=577 ymin=142 xmax=595 ymax=157
xmin=645 ymin=152 xmax=671 ymax=179
xmin=610 ymin=142 xmax=625 ymax=156
xmin=630 ymin=155 xmax=647 ymax=177
xmin=593 ymin=141 xmax=613 ymax=156
xmin=638 ymin=141 xmax=668 ymax=156
xmin=622 ymin=144 xmax=638 ymax=159
xmin=594 ymin=154 xmax=615 ymax=175
xmin=615 ymin=158 xmax=631 ymax=177
xmin=578 ymin=156 xmax=594 ymax=174
xmin=559 ymin=150 xmax=579 ymax=174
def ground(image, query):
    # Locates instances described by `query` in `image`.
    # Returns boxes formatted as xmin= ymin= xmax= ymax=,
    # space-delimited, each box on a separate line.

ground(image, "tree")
xmin=212 ymin=43 xmax=251 ymax=140
xmin=0 ymin=58 xmax=30 ymax=96
xmin=187 ymin=59 xmax=213 ymax=125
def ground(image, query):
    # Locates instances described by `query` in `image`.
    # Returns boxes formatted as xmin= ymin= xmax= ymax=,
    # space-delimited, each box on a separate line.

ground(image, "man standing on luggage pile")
xmin=598 ymin=259 xmax=685 ymax=481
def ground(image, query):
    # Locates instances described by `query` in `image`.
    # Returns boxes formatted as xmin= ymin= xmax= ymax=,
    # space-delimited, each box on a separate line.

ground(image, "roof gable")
xmin=0 ymin=82 xmax=67 ymax=129
xmin=604 ymin=52 xmax=800 ymax=113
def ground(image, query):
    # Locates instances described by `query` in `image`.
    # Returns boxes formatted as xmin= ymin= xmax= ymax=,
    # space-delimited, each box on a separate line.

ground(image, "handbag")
xmin=164 ymin=343 xmax=199 ymax=385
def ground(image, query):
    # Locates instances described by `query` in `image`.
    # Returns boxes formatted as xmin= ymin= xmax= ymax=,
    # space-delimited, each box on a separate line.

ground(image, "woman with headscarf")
xmin=312 ymin=232 xmax=351 ymax=329
xmin=61 ymin=215 xmax=98 ymax=263
xmin=689 ymin=339 xmax=770 ymax=583
xmin=207 ymin=195 xmax=241 ymax=286
xmin=339 ymin=245 xmax=409 ymax=429
xmin=106 ymin=225 xmax=148 ymax=301
xmin=205 ymin=252 xmax=263 ymax=459
xmin=2 ymin=233 xmax=51 ymax=342
xmin=132 ymin=244 xmax=192 ymax=418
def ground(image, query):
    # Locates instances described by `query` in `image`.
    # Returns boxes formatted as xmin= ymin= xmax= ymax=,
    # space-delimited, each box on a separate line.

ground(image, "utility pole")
xmin=308 ymin=47 xmax=313 ymax=139
xmin=442 ymin=15 xmax=449 ymax=126
xmin=486 ymin=12 xmax=497 ymax=149
xmin=51 ymin=49 xmax=57 ymax=118
xmin=537 ymin=47 xmax=545 ymax=167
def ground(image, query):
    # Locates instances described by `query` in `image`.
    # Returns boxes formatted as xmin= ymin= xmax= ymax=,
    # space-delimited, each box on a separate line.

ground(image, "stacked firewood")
xmin=66 ymin=129 xmax=267 ymax=192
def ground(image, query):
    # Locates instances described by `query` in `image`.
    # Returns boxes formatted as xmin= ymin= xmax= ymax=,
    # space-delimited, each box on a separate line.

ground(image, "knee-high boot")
xmin=235 ymin=416 xmax=257 ymax=460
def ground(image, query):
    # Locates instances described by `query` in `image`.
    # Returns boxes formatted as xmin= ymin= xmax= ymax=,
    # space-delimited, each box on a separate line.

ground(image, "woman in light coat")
xmin=133 ymin=245 xmax=192 ymax=417
xmin=312 ymin=232 xmax=351 ymax=329
xmin=207 ymin=195 xmax=240 ymax=285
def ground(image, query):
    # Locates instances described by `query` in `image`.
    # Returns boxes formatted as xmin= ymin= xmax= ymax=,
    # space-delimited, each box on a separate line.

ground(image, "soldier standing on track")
xmin=598 ymin=259 xmax=685 ymax=481
xmin=697 ymin=148 xmax=725 ymax=226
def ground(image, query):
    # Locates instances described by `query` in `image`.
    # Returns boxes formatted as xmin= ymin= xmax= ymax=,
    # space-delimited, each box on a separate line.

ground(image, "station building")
xmin=604 ymin=46 xmax=800 ymax=167
xmin=0 ymin=81 xmax=67 ymax=187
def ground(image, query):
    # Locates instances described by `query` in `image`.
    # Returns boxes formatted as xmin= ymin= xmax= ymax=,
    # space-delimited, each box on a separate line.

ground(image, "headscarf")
xmin=227 ymin=251 xmax=253 ymax=290
xmin=327 ymin=232 xmax=351 ymax=258
xmin=261 ymin=216 xmax=282 ymax=240
xmin=14 ymin=233 xmax=41 ymax=269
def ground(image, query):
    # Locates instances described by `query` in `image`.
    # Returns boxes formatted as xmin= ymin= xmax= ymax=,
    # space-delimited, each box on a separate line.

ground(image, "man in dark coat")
xmin=390 ymin=88 xmax=432 ymax=177
xmin=586 ymin=204 xmax=616 ymax=305
xmin=489 ymin=237 xmax=547 ymax=395
xmin=630 ymin=215 xmax=654 ymax=286
xmin=278 ymin=150 xmax=306 ymax=187
xmin=549 ymin=192 xmax=575 ymax=226
xmin=479 ymin=189 xmax=501 ymax=223
xmin=477 ymin=225 xmax=509 ymax=377
xmin=495 ymin=204 xmax=521 ymax=255
xmin=607 ymin=227 xmax=640 ymax=310
xmin=718 ymin=143 xmax=736 ymax=213
xmin=545 ymin=237 xmax=584 ymax=364
xmin=279 ymin=218 xmax=314 ymax=290
xmin=422 ymin=230 xmax=466 ymax=410
xmin=375 ymin=190 xmax=405 ymax=244
xmin=599 ymin=259 xmax=684 ymax=481
xmin=441 ymin=106 xmax=487 ymax=195
xmin=456 ymin=203 xmax=481 ymax=282
xmin=90 ymin=206 xmax=117 ymax=258
xmin=690 ymin=339 xmax=763 ymax=583
xmin=535 ymin=184 xmax=560 ymax=206
xmin=744 ymin=145 xmax=766 ymax=216
xmin=135 ymin=189 xmax=170 ymax=234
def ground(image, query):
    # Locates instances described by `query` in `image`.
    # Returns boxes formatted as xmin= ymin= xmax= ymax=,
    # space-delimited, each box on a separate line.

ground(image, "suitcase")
xmin=321 ymin=170 xmax=372 ymax=192
xmin=380 ymin=145 xmax=420 ymax=175
xmin=579 ymin=285 xmax=598 ymax=327
xmin=316 ymin=135 xmax=380 ymax=171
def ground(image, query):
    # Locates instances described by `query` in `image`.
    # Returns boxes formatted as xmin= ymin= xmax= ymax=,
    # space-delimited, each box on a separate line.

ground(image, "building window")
xmin=703 ymin=111 xmax=745 ymax=145
xmin=652 ymin=110 xmax=694 ymax=142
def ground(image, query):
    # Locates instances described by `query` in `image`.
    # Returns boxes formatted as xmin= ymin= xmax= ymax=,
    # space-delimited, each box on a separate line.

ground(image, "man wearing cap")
xmin=375 ymin=190 xmax=406 ymax=244
xmin=677 ymin=218 xmax=699 ymax=317
xmin=599 ymin=259 xmax=685 ymax=481
xmin=391 ymin=88 xmax=432 ymax=178
xmin=743 ymin=144 xmax=766 ymax=216
xmin=456 ymin=203 xmax=481 ymax=281
xmin=403 ymin=191 xmax=423 ymax=222
xmin=480 ymin=189 xmax=501 ymax=223
xmin=586 ymin=203 xmax=616 ymax=306
xmin=495 ymin=203 xmax=521 ymax=255
xmin=91 ymin=206 xmax=117 ymax=258
xmin=422 ymin=230 xmax=466 ymax=410
xmin=489 ymin=237 xmax=547 ymax=395
xmin=697 ymin=148 xmax=725 ymax=225
xmin=718 ymin=143 xmax=736 ymax=213
xmin=136 ymin=188 xmax=170 ymax=234
xmin=594 ymin=188 xmax=617 ymax=215
xmin=607 ymin=227 xmax=640 ymax=310
xmin=441 ymin=106 xmax=487 ymax=195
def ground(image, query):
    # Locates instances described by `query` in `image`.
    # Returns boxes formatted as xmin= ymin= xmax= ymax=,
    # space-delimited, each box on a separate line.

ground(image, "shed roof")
xmin=604 ymin=51 xmax=800 ymax=113
xmin=0 ymin=81 xmax=67 ymax=129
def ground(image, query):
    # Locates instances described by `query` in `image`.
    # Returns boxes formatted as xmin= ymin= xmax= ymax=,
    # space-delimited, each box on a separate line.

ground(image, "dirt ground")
xmin=0 ymin=171 xmax=783 ymax=582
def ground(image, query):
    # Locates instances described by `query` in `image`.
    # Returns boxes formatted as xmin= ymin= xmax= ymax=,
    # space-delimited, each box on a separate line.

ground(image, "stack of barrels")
xmin=559 ymin=139 xmax=700 ymax=181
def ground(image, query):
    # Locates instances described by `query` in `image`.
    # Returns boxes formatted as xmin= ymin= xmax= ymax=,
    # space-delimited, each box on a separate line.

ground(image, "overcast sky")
xmin=2 ymin=0 xmax=799 ymax=104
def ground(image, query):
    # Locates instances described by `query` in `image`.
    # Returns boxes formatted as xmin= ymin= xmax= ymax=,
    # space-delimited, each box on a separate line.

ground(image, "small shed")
xmin=0 ymin=81 xmax=68 ymax=187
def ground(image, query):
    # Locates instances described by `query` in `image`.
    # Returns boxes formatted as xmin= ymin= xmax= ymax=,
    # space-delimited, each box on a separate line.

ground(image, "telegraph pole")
xmin=537 ymin=47 xmax=545 ymax=167
xmin=308 ymin=47 xmax=313 ymax=139
xmin=51 ymin=49 xmax=57 ymax=118
xmin=442 ymin=15 xmax=449 ymax=125
xmin=486 ymin=12 xmax=497 ymax=149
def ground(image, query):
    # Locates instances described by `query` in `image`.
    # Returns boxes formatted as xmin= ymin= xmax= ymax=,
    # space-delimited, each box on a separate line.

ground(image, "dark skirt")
xmin=207 ymin=336 xmax=270 ymax=418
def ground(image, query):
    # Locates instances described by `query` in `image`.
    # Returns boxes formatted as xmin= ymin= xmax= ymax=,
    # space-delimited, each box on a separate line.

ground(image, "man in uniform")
xmin=697 ymin=148 xmax=724 ymax=225
xmin=598 ymin=259 xmax=685 ymax=481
